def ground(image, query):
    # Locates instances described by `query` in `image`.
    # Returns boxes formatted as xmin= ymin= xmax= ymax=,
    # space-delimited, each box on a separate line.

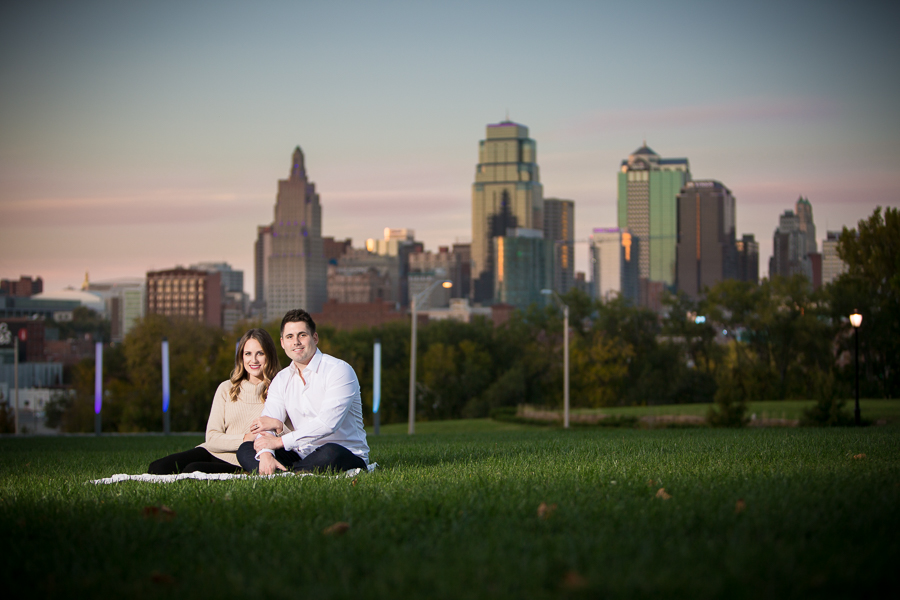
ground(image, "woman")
xmin=148 ymin=328 xmax=281 ymax=474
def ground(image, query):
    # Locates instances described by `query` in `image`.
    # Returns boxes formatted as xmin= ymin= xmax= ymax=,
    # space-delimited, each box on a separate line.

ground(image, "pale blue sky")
xmin=2 ymin=0 xmax=898 ymax=293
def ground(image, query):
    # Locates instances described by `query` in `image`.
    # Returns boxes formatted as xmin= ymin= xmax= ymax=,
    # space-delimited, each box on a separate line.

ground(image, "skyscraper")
xmin=735 ymin=234 xmax=760 ymax=283
xmin=822 ymin=231 xmax=847 ymax=285
xmin=472 ymin=120 xmax=543 ymax=303
xmin=617 ymin=144 xmax=690 ymax=301
xmin=590 ymin=227 xmax=639 ymax=303
xmin=675 ymin=180 xmax=737 ymax=299
xmin=258 ymin=147 xmax=326 ymax=322
xmin=543 ymin=198 xmax=575 ymax=294
xmin=494 ymin=228 xmax=549 ymax=309
xmin=769 ymin=196 xmax=818 ymax=281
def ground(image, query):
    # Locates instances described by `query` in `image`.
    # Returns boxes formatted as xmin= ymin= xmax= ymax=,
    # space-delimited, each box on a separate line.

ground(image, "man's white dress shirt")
xmin=261 ymin=349 xmax=369 ymax=464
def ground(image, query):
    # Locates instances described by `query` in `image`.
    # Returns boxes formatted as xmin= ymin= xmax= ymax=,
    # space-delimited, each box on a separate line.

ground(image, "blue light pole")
xmin=162 ymin=337 xmax=170 ymax=435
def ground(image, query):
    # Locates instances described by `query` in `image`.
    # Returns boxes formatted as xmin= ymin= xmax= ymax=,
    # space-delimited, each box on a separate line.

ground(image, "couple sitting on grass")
xmin=148 ymin=309 xmax=369 ymax=476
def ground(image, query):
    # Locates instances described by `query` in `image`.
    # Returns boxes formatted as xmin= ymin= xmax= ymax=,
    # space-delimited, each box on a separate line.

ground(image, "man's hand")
xmin=254 ymin=431 xmax=285 ymax=451
xmin=259 ymin=452 xmax=287 ymax=476
xmin=249 ymin=416 xmax=284 ymax=436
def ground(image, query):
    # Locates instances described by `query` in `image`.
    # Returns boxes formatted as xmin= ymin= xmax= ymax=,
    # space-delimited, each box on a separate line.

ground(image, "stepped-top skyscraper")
xmin=256 ymin=147 xmax=326 ymax=321
xmin=471 ymin=120 xmax=543 ymax=303
xmin=617 ymin=144 xmax=690 ymax=297
xmin=770 ymin=196 xmax=818 ymax=281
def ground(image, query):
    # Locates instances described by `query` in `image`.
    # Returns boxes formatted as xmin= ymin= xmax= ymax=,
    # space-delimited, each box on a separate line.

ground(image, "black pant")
xmin=148 ymin=446 xmax=243 ymax=475
xmin=236 ymin=441 xmax=366 ymax=474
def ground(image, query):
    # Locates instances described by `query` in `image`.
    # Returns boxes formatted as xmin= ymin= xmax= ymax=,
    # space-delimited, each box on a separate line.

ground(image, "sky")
xmin=2 ymin=0 xmax=899 ymax=297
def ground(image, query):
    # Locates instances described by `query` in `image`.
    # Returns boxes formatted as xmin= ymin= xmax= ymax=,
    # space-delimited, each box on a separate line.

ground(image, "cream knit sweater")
xmin=198 ymin=379 xmax=266 ymax=466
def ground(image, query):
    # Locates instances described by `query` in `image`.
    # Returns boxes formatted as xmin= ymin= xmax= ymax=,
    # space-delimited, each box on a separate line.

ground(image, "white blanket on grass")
xmin=90 ymin=463 xmax=377 ymax=485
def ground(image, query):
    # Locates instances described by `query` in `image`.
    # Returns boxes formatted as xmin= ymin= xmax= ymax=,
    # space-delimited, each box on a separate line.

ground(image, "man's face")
xmin=280 ymin=321 xmax=319 ymax=366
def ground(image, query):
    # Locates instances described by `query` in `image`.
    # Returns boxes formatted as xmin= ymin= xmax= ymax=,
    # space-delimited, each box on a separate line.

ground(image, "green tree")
xmin=830 ymin=206 xmax=900 ymax=398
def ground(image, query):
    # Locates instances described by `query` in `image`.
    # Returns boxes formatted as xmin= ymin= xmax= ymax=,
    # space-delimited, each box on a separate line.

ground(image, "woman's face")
xmin=242 ymin=337 xmax=267 ymax=384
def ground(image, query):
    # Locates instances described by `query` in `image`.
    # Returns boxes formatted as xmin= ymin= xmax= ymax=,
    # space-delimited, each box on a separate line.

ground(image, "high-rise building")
xmin=675 ymin=180 xmax=738 ymax=299
xmin=590 ymin=227 xmax=639 ymax=303
xmin=191 ymin=262 xmax=247 ymax=332
xmin=365 ymin=228 xmax=420 ymax=307
xmin=822 ymin=231 xmax=847 ymax=285
xmin=0 ymin=276 xmax=43 ymax=297
xmin=770 ymin=196 xmax=818 ymax=280
xmin=258 ymin=147 xmax=326 ymax=322
xmin=85 ymin=277 xmax=145 ymax=342
xmin=408 ymin=246 xmax=465 ymax=307
xmin=617 ymin=143 xmax=690 ymax=300
xmin=472 ymin=120 xmax=543 ymax=303
xmin=146 ymin=267 xmax=222 ymax=328
xmin=735 ymin=234 xmax=760 ymax=283
xmin=494 ymin=228 xmax=550 ymax=309
xmin=543 ymin=198 xmax=575 ymax=294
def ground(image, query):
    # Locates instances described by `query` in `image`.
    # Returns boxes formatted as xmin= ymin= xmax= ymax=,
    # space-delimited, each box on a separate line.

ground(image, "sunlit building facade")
xmin=472 ymin=120 xmax=543 ymax=303
xmin=590 ymin=227 xmax=639 ymax=303
xmin=617 ymin=144 xmax=690 ymax=299
xmin=494 ymin=228 xmax=549 ymax=309
xmin=543 ymin=198 xmax=575 ymax=295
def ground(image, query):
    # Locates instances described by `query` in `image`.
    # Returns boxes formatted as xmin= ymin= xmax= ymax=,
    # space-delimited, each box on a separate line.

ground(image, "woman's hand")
xmin=249 ymin=416 xmax=284 ymax=436
xmin=242 ymin=433 xmax=256 ymax=442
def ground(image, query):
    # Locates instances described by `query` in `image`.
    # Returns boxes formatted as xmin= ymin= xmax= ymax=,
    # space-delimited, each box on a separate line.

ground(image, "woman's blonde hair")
xmin=229 ymin=328 xmax=280 ymax=402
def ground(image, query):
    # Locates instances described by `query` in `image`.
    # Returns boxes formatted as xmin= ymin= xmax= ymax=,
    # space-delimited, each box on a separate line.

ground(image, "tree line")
xmin=49 ymin=207 xmax=898 ymax=432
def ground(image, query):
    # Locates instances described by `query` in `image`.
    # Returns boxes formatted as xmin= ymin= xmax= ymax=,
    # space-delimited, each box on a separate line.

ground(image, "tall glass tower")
xmin=617 ymin=144 xmax=690 ymax=290
xmin=471 ymin=120 xmax=543 ymax=303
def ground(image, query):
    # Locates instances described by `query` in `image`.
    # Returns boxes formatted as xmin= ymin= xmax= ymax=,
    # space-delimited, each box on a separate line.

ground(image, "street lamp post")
xmin=850 ymin=309 xmax=862 ymax=426
xmin=408 ymin=279 xmax=452 ymax=434
xmin=541 ymin=289 xmax=570 ymax=429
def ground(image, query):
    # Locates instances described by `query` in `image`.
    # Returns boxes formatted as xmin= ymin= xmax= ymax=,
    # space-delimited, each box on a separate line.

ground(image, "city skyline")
xmin=2 ymin=1 xmax=898 ymax=295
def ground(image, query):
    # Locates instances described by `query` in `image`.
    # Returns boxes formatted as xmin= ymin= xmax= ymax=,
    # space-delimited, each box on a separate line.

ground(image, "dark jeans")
xmin=148 ymin=446 xmax=243 ymax=475
xmin=237 ymin=441 xmax=366 ymax=474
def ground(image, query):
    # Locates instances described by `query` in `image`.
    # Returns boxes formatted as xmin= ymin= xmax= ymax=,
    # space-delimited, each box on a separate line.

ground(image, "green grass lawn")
xmin=1 ymin=422 xmax=898 ymax=599
xmin=570 ymin=398 xmax=900 ymax=422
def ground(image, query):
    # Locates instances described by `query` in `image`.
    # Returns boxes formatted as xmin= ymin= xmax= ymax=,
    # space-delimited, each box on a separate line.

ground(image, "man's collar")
xmin=291 ymin=349 xmax=323 ymax=377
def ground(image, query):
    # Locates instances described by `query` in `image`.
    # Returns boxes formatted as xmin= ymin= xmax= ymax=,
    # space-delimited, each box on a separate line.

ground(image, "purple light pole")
xmin=94 ymin=341 xmax=102 ymax=435
xmin=373 ymin=339 xmax=382 ymax=435
xmin=162 ymin=337 xmax=170 ymax=435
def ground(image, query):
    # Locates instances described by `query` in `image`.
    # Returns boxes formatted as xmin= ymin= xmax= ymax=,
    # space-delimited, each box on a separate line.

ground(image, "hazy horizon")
xmin=2 ymin=1 xmax=898 ymax=296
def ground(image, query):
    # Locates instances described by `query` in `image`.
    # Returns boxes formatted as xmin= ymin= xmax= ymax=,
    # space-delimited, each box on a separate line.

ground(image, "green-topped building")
xmin=617 ymin=144 xmax=690 ymax=306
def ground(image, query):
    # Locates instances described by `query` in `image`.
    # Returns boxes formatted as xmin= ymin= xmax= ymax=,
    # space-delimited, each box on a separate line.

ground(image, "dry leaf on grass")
xmin=142 ymin=505 xmax=176 ymax=521
xmin=561 ymin=570 xmax=588 ymax=591
xmin=323 ymin=521 xmax=350 ymax=536
xmin=537 ymin=502 xmax=557 ymax=520
xmin=647 ymin=479 xmax=655 ymax=487
xmin=150 ymin=571 xmax=175 ymax=585
xmin=655 ymin=488 xmax=672 ymax=500
xmin=351 ymin=478 xmax=358 ymax=486
xmin=853 ymin=453 xmax=866 ymax=459
xmin=735 ymin=499 xmax=746 ymax=514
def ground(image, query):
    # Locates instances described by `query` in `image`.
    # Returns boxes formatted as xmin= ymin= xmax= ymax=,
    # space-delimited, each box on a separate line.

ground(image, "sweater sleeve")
xmin=204 ymin=381 xmax=247 ymax=453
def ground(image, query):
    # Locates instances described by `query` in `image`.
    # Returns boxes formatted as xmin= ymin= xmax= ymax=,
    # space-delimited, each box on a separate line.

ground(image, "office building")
xmin=1 ymin=276 xmax=43 ymax=297
xmin=85 ymin=277 xmax=145 ymax=342
xmin=735 ymin=234 xmax=760 ymax=283
xmin=365 ymin=228 xmax=421 ymax=307
xmin=675 ymin=180 xmax=738 ymax=299
xmin=617 ymin=143 xmax=690 ymax=302
xmin=146 ymin=267 xmax=222 ymax=328
xmin=472 ymin=120 xmax=543 ymax=303
xmin=822 ymin=231 xmax=847 ymax=285
xmin=257 ymin=147 xmax=326 ymax=322
xmin=770 ymin=196 xmax=818 ymax=280
xmin=590 ymin=227 xmax=639 ymax=303
xmin=543 ymin=198 xmax=575 ymax=294
xmin=191 ymin=262 xmax=247 ymax=331
xmin=494 ymin=228 xmax=550 ymax=309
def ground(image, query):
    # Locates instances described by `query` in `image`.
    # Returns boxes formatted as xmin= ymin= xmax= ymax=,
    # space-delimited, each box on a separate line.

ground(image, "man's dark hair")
xmin=280 ymin=309 xmax=317 ymax=336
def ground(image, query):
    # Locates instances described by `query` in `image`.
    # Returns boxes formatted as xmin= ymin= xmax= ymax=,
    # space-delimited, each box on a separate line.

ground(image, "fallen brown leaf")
xmin=351 ymin=478 xmax=358 ymax=486
xmin=655 ymin=488 xmax=672 ymax=500
xmin=323 ymin=521 xmax=350 ymax=536
xmin=150 ymin=571 xmax=175 ymax=585
xmin=142 ymin=505 xmax=176 ymax=521
xmin=537 ymin=502 xmax=558 ymax=520
xmin=647 ymin=479 xmax=655 ymax=487
xmin=735 ymin=499 xmax=746 ymax=514
xmin=561 ymin=570 xmax=588 ymax=591
xmin=853 ymin=453 xmax=866 ymax=459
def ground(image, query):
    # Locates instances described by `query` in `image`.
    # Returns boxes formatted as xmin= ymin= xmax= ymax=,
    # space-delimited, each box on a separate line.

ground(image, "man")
xmin=236 ymin=309 xmax=369 ymax=475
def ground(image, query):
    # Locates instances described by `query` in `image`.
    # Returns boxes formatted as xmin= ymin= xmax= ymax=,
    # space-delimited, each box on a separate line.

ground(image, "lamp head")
xmin=850 ymin=310 xmax=862 ymax=328
xmin=441 ymin=281 xmax=452 ymax=289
